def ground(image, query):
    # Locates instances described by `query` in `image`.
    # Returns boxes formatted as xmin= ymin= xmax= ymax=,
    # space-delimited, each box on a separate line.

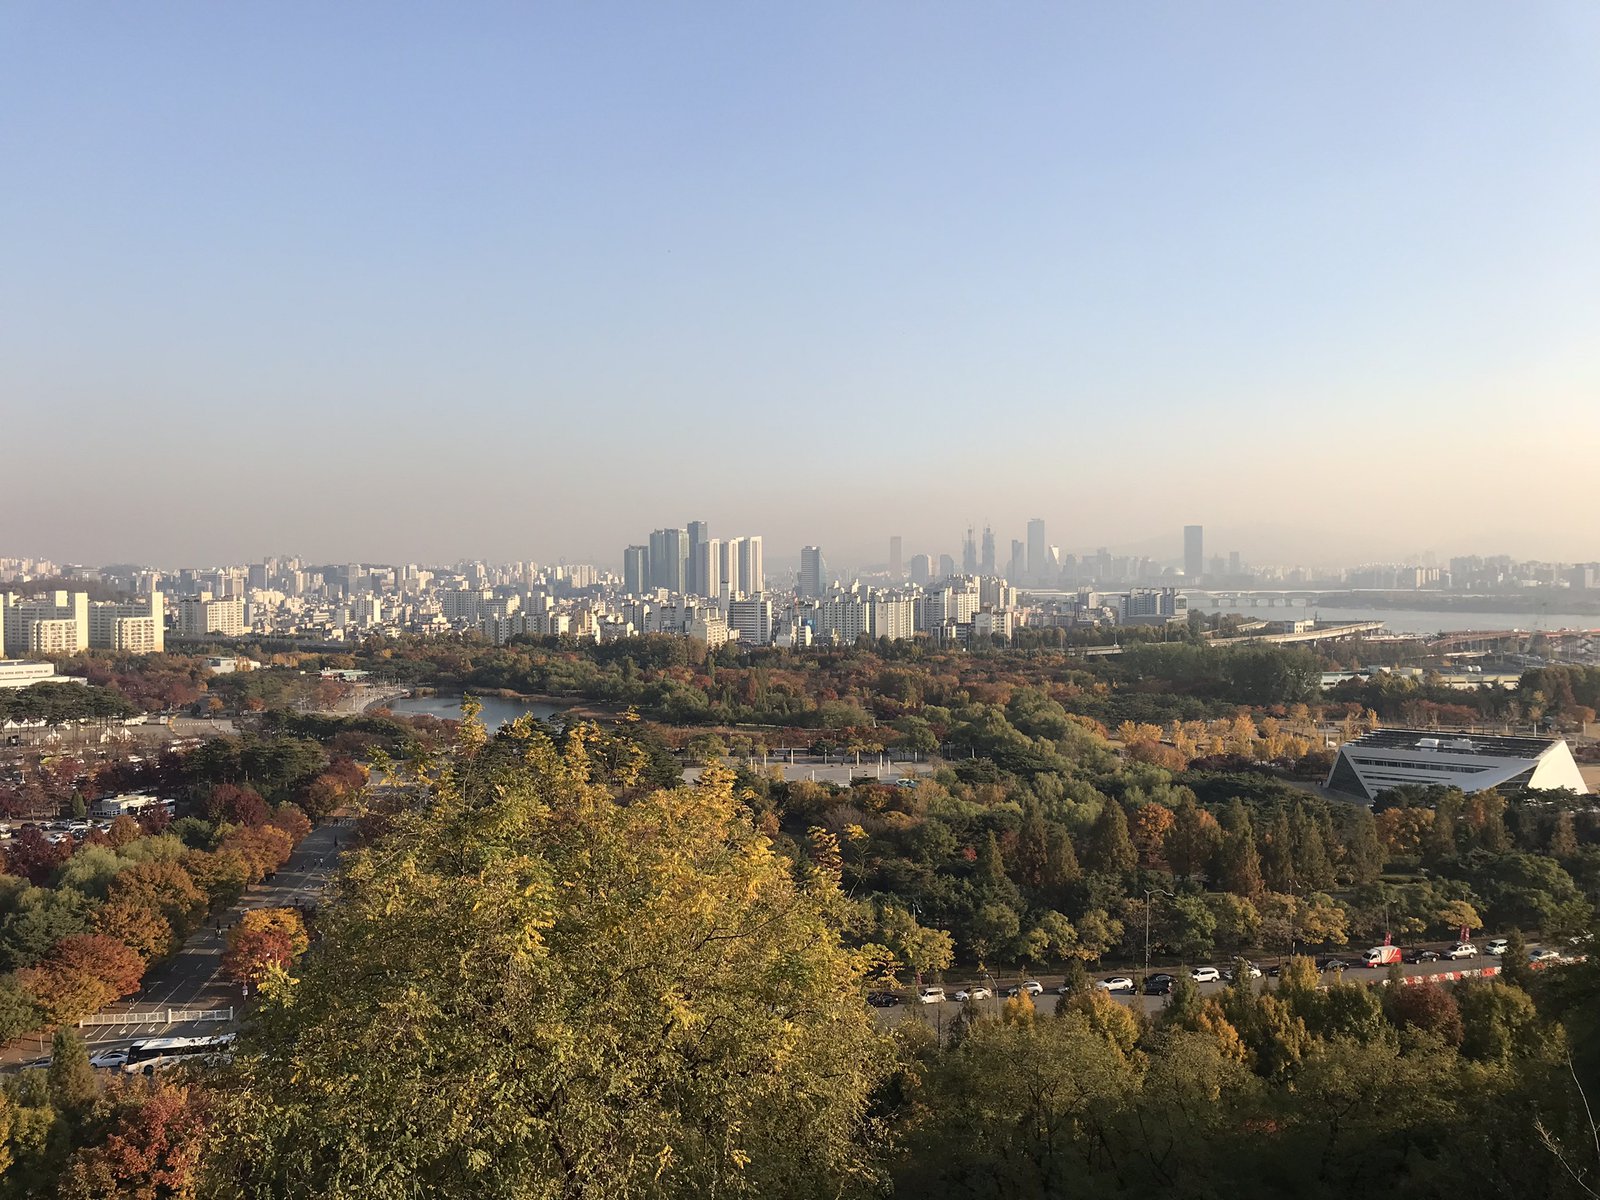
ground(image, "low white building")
xmin=1326 ymin=728 xmax=1590 ymax=802
xmin=0 ymin=661 xmax=66 ymax=689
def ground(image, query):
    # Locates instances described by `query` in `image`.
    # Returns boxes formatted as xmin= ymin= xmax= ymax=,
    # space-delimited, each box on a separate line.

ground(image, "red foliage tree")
xmin=222 ymin=926 xmax=296 ymax=987
xmin=19 ymin=933 xmax=146 ymax=1023
xmin=206 ymin=782 xmax=270 ymax=827
xmin=57 ymin=1083 xmax=208 ymax=1200
xmin=4 ymin=826 xmax=73 ymax=885
xmin=265 ymin=803 xmax=311 ymax=846
xmin=1387 ymin=981 xmax=1465 ymax=1047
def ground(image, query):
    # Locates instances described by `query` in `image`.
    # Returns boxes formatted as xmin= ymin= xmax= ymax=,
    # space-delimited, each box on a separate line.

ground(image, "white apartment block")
xmin=727 ymin=596 xmax=773 ymax=646
xmin=869 ymin=597 xmax=917 ymax=641
xmin=88 ymin=592 xmax=165 ymax=653
xmin=178 ymin=596 xmax=246 ymax=637
xmin=2 ymin=591 xmax=90 ymax=654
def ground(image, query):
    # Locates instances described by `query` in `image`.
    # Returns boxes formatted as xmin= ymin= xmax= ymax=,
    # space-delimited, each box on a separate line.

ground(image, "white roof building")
xmin=1327 ymin=728 xmax=1589 ymax=802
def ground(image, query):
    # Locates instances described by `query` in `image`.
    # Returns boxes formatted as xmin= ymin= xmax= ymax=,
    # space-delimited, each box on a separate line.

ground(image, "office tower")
xmin=686 ymin=521 xmax=708 ymax=595
xmin=909 ymin=554 xmax=932 ymax=586
xmin=1184 ymin=525 xmax=1204 ymax=581
xmin=938 ymin=553 xmax=956 ymax=579
xmin=649 ymin=528 xmax=688 ymax=593
xmin=1008 ymin=539 xmax=1026 ymax=582
xmin=980 ymin=525 xmax=996 ymax=575
xmin=1228 ymin=550 xmax=1241 ymax=576
xmin=623 ymin=545 xmax=650 ymax=595
xmin=1027 ymin=518 xmax=1047 ymax=581
xmin=962 ymin=527 xmax=977 ymax=574
xmin=695 ymin=538 xmax=722 ymax=599
xmin=889 ymin=536 xmax=903 ymax=579
xmin=799 ymin=546 xmax=825 ymax=597
xmin=719 ymin=540 xmax=738 ymax=598
xmin=737 ymin=536 xmax=764 ymax=595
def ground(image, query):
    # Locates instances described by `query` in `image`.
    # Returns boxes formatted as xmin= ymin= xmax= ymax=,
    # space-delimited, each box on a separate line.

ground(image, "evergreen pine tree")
xmin=1218 ymin=799 xmax=1263 ymax=898
xmin=1089 ymin=800 xmax=1137 ymax=877
xmin=1548 ymin=811 xmax=1579 ymax=859
xmin=1290 ymin=802 xmax=1333 ymax=889
xmin=1261 ymin=806 xmax=1296 ymax=893
xmin=46 ymin=1028 xmax=98 ymax=1117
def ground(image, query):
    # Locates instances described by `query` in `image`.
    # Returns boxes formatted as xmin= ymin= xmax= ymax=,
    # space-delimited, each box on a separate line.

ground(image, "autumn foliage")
xmin=222 ymin=907 xmax=309 ymax=986
xmin=17 ymin=934 xmax=145 ymax=1023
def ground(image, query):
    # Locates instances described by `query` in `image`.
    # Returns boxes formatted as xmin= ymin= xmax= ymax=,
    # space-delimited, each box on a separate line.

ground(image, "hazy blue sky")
xmin=4 ymin=2 xmax=1598 ymax=570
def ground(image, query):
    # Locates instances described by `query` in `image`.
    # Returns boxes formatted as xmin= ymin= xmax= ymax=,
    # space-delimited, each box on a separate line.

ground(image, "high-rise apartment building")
xmin=727 ymin=595 xmax=773 ymax=646
xmin=736 ymin=536 xmax=763 ymax=596
xmin=694 ymin=538 xmax=722 ymax=599
xmin=1027 ymin=518 xmax=1047 ymax=581
xmin=799 ymin=546 xmax=825 ymax=597
xmin=649 ymin=528 xmax=688 ymax=593
xmin=88 ymin=592 xmax=165 ymax=653
xmin=686 ymin=521 xmax=709 ymax=595
xmin=1184 ymin=525 xmax=1204 ymax=581
xmin=2 ymin=591 xmax=90 ymax=655
xmin=622 ymin=545 xmax=650 ymax=595
xmin=178 ymin=596 xmax=246 ymax=637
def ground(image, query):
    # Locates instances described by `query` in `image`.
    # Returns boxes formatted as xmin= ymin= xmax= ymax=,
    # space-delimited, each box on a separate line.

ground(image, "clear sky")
xmin=3 ymin=2 xmax=1598 ymax=571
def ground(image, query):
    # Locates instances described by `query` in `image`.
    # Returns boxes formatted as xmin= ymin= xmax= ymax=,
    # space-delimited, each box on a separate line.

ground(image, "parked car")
xmin=916 ymin=986 xmax=947 ymax=1004
xmin=1529 ymin=947 xmax=1561 ymax=964
xmin=1404 ymin=948 xmax=1441 ymax=963
xmin=1316 ymin=957 xmax=1351 ymax=972
xmin=1222 ymin=963 xmax=1262 ymax=982
xmin=1190 ymin=966 xmax=1222 ymax=984
xmin=1144 ymin=973 xmax=1175 ymax=996
xmin=1097 ymin=976 xmax=1136 ymax=994
xmin=1446 ymin=942 xmax=1478 ymax=960
xmin=1486 ymin=938 xmax=1509 ymax=957
xmin=866 ymin=991 xmax=901 ymax=1008
xmin=953 ymin=986 xmax=992 ymax=1002
xmin=1004 ymin=980 xmax=1044 ymax=998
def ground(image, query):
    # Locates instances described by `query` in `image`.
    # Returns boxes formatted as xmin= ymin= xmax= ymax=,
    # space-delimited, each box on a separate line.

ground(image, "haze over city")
xmin=4 ymin=2 xmax=1599 ymax=567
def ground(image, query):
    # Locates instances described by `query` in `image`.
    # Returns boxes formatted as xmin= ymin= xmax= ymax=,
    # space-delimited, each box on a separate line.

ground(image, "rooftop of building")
xmin=1343 ymin=727 xmax=1560 ymax=758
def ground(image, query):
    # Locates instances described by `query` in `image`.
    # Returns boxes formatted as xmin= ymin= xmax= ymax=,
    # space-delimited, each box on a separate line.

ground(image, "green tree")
xmin=1164 ymin=794 xmax=1221 ymax=881
xmin=1290 ymin=803 xmax=1333 ymax=890
xmin=1341 ymin=807 xmax=1385 ymax=885
xmin=1217 ymin=799 xmax=1263 ymax=898
xmin=1260 ymin=806 xmax=1296 ymax=893
xmin=1547 ymin=811 xmax=1579 ymax=860
xmin=46 ymin=1028 xmax=97 ymax=1117
xmin=1456 ymin=979 xmax=1540 ymax=1064
xmin=1499 ymin=929 xmax=1535 ymax=992
xmin=211 ymin=727 xmax=893 ymax=1199
xmin=1087 ymin=800 xmax=1136 ymax=877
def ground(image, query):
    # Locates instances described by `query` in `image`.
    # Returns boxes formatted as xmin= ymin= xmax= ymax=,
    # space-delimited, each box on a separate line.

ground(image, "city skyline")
xmin=4 ymin=4 xmax=1600 ymax=566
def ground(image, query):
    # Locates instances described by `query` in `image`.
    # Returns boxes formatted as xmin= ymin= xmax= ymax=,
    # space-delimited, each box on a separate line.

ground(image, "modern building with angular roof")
xmin=1326 ymin=727 xmax=1589 ymax=803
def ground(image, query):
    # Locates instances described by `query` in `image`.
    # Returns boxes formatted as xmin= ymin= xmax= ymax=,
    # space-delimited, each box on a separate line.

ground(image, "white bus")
xmin=121 ymin=1033 xmax=236 ymax=1074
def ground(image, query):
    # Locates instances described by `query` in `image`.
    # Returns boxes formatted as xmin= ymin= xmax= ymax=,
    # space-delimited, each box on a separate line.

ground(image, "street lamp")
xmin=1144 ymin=888 xmax=1176 ymax=986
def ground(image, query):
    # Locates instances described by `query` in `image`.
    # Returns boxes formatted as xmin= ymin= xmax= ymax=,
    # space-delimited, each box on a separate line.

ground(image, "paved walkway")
xmin=2 ymin=821 xmax=344 ymax=1067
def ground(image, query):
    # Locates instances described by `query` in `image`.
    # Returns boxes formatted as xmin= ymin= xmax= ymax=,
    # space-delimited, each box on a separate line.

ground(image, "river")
xmin=1198 ymin=604 xmax=1600 ymax=637
xmin=387 ymin=694 xmax=570 ymax=729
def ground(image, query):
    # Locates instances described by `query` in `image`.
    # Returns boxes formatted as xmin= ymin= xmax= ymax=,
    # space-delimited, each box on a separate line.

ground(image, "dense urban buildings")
xmin=4 ymin=522 xmax=1599 ymax=663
